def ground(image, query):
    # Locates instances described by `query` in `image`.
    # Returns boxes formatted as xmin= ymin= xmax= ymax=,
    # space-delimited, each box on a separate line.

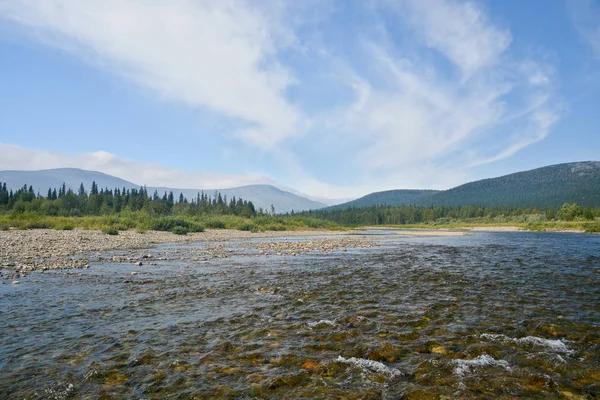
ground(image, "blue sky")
xmin=0 ymin=0 xmax=599 ymax=201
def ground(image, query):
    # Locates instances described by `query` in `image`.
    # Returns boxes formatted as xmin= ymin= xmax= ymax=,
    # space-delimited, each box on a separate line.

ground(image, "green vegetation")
xmin=0 ymin=180 xmax=340 ymax=233
xmin=301 ymin=202 xmax=600 ymax=233
xmin=101 ymin=226 xmax=119 ymax=236
xmin=1 ymin=178 xmax=598 ymax=234
xmin=327 ymin=189 xmax=440 ymax=210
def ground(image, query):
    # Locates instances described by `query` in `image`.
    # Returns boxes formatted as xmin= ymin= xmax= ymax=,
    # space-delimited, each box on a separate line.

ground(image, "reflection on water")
xmin=1 ymin=231 xmax=599 ymax=399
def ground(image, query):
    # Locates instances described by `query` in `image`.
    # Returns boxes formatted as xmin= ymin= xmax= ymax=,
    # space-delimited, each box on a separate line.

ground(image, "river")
xmin=1 ymin=230 xmax=598 ymax=399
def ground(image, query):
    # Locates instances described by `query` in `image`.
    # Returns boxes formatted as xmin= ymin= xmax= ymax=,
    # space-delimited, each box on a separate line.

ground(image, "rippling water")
xmin=1 ymin=231 xmax=599 ymax=399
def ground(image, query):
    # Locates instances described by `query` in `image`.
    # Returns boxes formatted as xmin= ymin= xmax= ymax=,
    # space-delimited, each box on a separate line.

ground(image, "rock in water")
xmin=12 ymin=280 xmax=20 ymax=285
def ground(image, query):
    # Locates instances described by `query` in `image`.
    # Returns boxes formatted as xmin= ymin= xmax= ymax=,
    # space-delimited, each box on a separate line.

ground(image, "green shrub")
xmin=170 ymin=226 xmax=189 ymax=235
xmin=55 ymin=223 xmax=74 ymax=230
xmin=584 ymin=222 xmax=600 ymax=233
xmin=148 ymin=216 xmax=204 ymax=232
xmin=263 ymin=223 xmax=287 ymax=231
xmin=101 ymin=226 xmax=119 ymax=235
xmin=239 ymin=222 xmax=259 ymax=232
xmin=24 ymin=220 xmax=52 ymax=229
xmin=203 ymin=219 xmax=226 ymax=229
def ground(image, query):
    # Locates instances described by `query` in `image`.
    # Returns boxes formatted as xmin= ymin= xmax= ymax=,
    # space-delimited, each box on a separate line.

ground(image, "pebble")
xmin=0 ymin=229 xmax=366 ymax=280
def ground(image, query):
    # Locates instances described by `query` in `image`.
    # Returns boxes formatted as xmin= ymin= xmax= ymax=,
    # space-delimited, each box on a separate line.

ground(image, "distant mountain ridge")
xmin=326 ymin=189 xmax=440 ymax=210
xmin=415 ymin=161 xmax=600 ymax=208
xmin=325 ymin=161 xmax=600 ymax=210
xmin=0 ymin=168 xmax=326 ymax=213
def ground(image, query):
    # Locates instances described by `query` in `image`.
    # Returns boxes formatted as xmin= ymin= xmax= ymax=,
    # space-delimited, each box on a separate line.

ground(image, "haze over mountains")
xmin=1 ymin=161 xmax=599 ymax=213
xmin=0 ymin=168 xmax=326 ymax=213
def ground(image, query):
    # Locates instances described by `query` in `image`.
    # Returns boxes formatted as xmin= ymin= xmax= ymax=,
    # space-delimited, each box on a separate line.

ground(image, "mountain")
xmin=327 ymin=189 xmax=440 ymax=210
xmin=0 ymin=168 xmax=326 ymax=213
xmin=0 ymin=168 xmax=139 ymax=194
xmin=414 ymin=161 xmax=600 ymax=208
xmin=317 ymin=161 xmax=600 ymax=211
xmin=148 ymin=184 xmax=326 ymax=214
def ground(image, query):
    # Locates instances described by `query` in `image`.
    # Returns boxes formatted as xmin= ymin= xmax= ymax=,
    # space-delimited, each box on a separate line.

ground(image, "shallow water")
xmin=1 ymin=231 xmax=599 ymax=399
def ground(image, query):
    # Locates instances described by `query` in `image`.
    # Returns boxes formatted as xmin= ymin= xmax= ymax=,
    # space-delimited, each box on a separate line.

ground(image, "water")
xmin=1 ymin=231 xmax=599 ymax=399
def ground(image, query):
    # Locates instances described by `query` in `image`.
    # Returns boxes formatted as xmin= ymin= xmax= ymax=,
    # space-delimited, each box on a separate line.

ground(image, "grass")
xmin=354 ymin=214 xmax=599 ymax=233
xmin=0 ymin=212 xmax=342 ymax=233
xmin=101 ymin=226 xmax=119 ymax=235
xmin=1 ymin=211 xmax=594 ymax=234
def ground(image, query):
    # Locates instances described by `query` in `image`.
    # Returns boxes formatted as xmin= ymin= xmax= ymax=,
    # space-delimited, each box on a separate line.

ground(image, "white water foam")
xmin=308 ymin=319 xmax=336 ymax=328
xmin=336 ymin=356 xmax=403 ymax=378
xmin=43 ymin=382 xmax=75 ymax=400
xmin=452 ymin=354 xmax=512 ymax=377
xmin=481 ymin=333 xmax=573 ymax=354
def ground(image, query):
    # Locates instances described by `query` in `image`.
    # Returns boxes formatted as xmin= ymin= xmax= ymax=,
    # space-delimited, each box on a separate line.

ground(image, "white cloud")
xmin=0 ymin=0 xmax=561 ymax=199
xmin=0 ymin=0 xmax=302 ymax=147
xmin=322 ymin=0 xmax=558 ymax=178
xmin=0 ymin=143 xmax=275 ymax=189
xmin=395 ymin=0 xmax=512 ymax=78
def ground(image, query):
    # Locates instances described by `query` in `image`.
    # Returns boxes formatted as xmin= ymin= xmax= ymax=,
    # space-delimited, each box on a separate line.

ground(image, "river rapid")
xmin=1 ymin=230 xmax=599 ymax=399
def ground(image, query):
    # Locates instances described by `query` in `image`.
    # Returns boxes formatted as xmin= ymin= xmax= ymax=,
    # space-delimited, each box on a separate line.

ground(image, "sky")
xmin=0 ymin=0 xmax=599 ymax=201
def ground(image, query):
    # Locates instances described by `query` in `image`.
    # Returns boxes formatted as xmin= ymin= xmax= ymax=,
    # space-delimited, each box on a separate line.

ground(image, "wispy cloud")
xmin=0 ymin=143 xmax=275 ymax=189
xmin=320 ymin=0 xmax=559 ymax=181
xmin=394 ymin=0 xmax=512 ymax=78
xmin=0 ymin=0 xmax=303 ymax=148
xmin=567 ymin=0 xmax=600 ymax=58
xmin=0 ymin=0 xmax=562 ymax=198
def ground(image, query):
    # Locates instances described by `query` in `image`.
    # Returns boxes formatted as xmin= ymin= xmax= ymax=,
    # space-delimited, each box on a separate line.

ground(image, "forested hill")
xmin=415 ymin=161 xmax=600 ymax=208
xmin=327 ymin=189 xmax=440 ymax=210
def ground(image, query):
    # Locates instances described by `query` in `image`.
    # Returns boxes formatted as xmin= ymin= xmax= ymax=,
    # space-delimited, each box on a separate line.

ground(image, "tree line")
xmin=0 ymin=181 xmax=257 ymax=218
xmin=298 ymin=203 xmax=600 ymax=226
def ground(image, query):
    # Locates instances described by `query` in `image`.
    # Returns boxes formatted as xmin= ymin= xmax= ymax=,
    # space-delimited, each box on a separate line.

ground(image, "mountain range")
xmin=2 ymin=161 xmax=599 ymax=213
xmin=0 ymin=168 xmax=326 ymax=213
xmin=329 ymin=161 xmax=600 ymax=209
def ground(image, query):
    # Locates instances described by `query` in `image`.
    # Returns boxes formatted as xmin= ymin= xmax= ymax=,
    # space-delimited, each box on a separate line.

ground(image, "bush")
xmin=24 ymin=220 xmax=52 ymax=229
xmin=239 ymin=222 xmax=257 ymax=232
xmin=55 ymin=223 xmax=74 ymax=230
xmin=584 ymin=222 xmax=600 ymax=233
xmin=239 ymin=222 xmax=259 ymax=232
xmin=101 ymin=226 xmax=119 ymax=235
xmin=263 ymin=223 xmax=287 ymax=231
xmin=170 ymin=226 xmax=189 ymax=235
xmin=203 ymin=219 xmax=226 ymax=229
xmin=149 ymin=216 xmax=204 ymax=232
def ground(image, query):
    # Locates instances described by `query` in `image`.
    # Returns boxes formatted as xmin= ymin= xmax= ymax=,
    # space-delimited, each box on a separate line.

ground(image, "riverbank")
xmin=2 ymin=225 xmax=596 ymax=281
xmin=370 ymin=223 xmax=597 ymax=233
xmin=0 ymin=228 xmax=344 ymax=278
